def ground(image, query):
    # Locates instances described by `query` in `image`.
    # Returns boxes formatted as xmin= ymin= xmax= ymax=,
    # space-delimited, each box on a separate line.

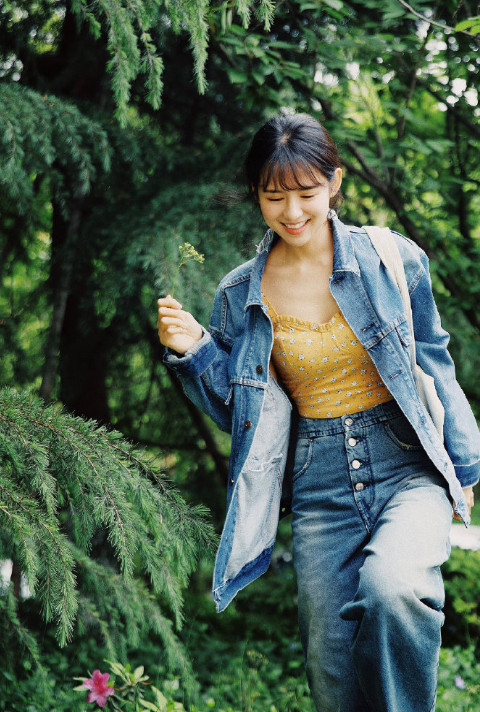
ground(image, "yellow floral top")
xmin=263 ymin=295 xmax=393 ymax=418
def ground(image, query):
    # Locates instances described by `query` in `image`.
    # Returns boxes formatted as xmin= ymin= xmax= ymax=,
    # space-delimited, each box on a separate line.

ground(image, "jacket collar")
xmin=245 ymin=212 xmax=360 ymax=312
xmin=256 ymin=228 xmax=276 ymax=255
xmin=331 ymin=211 xmax=360 ymax=278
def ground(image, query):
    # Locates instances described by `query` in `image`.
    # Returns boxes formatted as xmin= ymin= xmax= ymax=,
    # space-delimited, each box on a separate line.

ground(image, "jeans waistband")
xmin=295 ymin=399 xmax=402 ymax=438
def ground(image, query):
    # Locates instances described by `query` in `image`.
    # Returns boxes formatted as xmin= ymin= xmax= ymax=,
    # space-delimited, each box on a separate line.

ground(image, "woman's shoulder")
xmin=348 ymin=223 xmax=427 ymax=267
xmin=217 ymin=257 xmax=256 ymax=291
xmin=346 ymin=223 xmax=429 ymax=294
xmin=216 ymin=230 xmax=274 ymax=290
xmin=348 ymin=223 xmax=423 ymax=253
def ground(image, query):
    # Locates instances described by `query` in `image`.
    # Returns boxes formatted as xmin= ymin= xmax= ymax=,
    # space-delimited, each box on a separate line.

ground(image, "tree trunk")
xmin=11 ymin=560 xmax=21 ymax=599
xmin=39 ymin=201 xmax=82 ymax=402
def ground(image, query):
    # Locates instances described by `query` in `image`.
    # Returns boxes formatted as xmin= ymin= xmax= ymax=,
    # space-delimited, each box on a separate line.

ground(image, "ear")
xmin=329 ymin=167 xmax=342 ymax=197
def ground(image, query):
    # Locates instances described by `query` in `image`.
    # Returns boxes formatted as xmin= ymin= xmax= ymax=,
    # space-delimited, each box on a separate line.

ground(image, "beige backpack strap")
xmin=363 ymin=225 xmax=444 ymax=438
xmin=363 ymin=226 xmax=416 ymax=368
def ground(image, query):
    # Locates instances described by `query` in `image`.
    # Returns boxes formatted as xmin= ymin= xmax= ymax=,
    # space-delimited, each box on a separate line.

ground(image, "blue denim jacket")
xmin=164 ymin=213 xmax=480 ymax=612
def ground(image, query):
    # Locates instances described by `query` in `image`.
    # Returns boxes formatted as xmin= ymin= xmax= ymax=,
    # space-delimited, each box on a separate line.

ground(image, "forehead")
xmin=260 ymin=161 xmax=328 ymax=192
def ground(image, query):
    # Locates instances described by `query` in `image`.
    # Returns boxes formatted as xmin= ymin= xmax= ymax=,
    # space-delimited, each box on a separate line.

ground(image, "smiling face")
xmin=257 ymin=165 xmax=342 ymax=250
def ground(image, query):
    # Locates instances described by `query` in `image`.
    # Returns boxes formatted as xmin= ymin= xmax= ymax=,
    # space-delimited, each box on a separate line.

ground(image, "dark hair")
xmin=245 ymin=112 xmax=342 ymax=208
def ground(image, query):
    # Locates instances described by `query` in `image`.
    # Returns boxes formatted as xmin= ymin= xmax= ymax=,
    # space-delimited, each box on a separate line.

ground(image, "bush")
xmin=442 ymin=548 xmax=480 ymax=648
xmin=437 ymin=645 xmax=480 ymax=712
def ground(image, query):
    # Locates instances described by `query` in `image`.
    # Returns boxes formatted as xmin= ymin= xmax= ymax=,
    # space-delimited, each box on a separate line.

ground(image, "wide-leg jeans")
xmin=291 ymin=400 xmax=453 ymax=712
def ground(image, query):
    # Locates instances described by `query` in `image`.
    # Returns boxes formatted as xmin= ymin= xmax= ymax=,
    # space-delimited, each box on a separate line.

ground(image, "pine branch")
xmin=0 ymin=84 xmax=111 ymax=213
xmin=0 ymin=387 xmax=215 ymax=655
xmin=72 ymin=545 xmax=198 ymax=696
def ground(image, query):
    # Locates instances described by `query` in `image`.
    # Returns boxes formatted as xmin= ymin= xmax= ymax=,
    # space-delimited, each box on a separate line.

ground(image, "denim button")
xmin=345 ymin=417 xmax=354 ymax=426
xmin=352 ymin=460 xmax=361 ymax=469
xmin=348 ymin=437 xmax=357 ymax=446
xmin=244 ymin=420 xmax=252 ymax=429
xmin=256 ymin=364 xmax=264 ymax=374
xmin=355 ymin=482 xmax=365 ymax=491
xmin=229 ymin=478 xmax=234 ymax=485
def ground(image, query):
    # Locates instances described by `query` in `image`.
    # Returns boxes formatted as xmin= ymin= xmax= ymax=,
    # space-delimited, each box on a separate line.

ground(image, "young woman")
xmin=157 ymin=113 xmax=478 ymax=712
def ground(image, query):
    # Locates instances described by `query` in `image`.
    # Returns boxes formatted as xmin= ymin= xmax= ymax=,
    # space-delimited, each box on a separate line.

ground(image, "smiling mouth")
xmin=282 ymin=219 xmax=310 ymax=234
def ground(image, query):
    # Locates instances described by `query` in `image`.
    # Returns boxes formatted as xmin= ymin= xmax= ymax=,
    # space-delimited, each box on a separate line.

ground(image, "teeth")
xmin=285 ymin=220 xmax=308 ymax=228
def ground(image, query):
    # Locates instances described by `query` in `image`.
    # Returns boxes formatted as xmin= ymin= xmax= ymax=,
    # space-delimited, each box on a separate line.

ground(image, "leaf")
xmin=226 ymin=68 xmax=249 ymax=84
xmin=134 ymin=665 xmax=145 ymax=678
xmin=455 ymin=16 xmax=480 ymax=34
xmin=151 ymin=686 xmax=169 ymax=706
xmin=252 ymin=69 xmax=266 ymax=85
xmin=321 ymin=0 xmax=345 ymax=11
xmin=140 ymin=701 xmax=162 ymax=712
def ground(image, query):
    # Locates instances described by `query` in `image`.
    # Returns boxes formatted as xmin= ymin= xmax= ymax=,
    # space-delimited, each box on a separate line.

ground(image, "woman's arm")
xmin=158 ymin=290 xmax=234 ymax=433
xmin=409 ymin=251 xmax=480 ymax=490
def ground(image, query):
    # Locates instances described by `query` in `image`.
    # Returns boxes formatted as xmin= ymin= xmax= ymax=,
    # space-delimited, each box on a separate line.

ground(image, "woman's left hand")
xmin=453 ymin=486 xmax=475 ymax=521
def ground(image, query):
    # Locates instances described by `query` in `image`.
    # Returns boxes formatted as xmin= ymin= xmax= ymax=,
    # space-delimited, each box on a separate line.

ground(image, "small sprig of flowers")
xmin=170 ymin=242 xmax=205 ymax=298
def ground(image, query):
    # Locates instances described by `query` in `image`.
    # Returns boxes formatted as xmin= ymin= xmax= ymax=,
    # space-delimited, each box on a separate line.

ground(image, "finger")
xmin=158 ymin=295 xmax=182 ymax=309
xmin=157 ymin=321 xmax=185 ymax=335
xmin=159 ymin=316 xmax=184 ymax=327
xmin=158 ymin=306 xmax=185 ymax=318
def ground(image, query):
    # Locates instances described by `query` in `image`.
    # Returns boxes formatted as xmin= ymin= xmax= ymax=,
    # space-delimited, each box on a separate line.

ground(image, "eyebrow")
xmin=262 ymin=183 xmax=322 ymax=193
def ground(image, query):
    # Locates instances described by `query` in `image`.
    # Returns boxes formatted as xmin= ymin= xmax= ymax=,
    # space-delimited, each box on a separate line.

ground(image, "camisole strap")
xmin=262 ymin=293 xmax=279 ymax=317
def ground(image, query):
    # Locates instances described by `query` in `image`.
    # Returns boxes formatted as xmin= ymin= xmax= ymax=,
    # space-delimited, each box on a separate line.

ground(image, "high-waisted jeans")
xmin=291 ymin=400 xmax=452 ymax=712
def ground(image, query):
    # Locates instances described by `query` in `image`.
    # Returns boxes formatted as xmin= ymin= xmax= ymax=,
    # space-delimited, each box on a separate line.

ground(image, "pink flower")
xmin=83 ymin=670 xmax=115 ymax=707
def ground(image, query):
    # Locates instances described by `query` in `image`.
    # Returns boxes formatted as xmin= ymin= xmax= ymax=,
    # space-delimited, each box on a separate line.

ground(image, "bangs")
xmin=260 ymin=156 xmax=325 ymax=192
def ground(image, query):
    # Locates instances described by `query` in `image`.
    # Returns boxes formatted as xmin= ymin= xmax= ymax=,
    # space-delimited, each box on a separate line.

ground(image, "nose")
xmin=283 ymin=195 xmax=303 ymax=221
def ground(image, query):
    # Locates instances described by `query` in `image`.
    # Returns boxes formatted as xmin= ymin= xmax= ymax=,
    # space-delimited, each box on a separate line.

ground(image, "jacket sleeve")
xmin=409 ymin=250 xmax=480 ymax=488
xmin=162 ymin=284 xmax=233 ymax=433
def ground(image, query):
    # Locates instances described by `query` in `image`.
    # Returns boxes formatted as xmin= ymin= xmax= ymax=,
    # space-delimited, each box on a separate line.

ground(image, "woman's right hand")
xmin=157 ymin=295 xmax=203 ymax=355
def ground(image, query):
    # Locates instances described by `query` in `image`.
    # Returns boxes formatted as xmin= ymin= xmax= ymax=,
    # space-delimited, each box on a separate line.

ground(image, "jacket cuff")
xmin=453 ymin=461 xmax=480 ymax=488
xmin=162 ymin=329 xmax=217 ymax=378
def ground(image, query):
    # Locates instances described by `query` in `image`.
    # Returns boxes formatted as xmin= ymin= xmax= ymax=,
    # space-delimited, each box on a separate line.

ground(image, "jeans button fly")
xmin=345 ymin=417 xmax=354 ymax=426
xmin=348 ymin=437 xmax=357 ymax=446
xmin=352 ymin=460 xmax=361 ymax=469
xmin=355 ymin=482 xmax=365 ymax=492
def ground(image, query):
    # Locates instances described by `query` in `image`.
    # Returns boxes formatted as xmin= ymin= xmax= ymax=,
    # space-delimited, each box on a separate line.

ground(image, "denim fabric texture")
xmin=292 ymin=400 xmax=452 ymax=712
xmin=163 ymin=213 xmax=480 ymax=613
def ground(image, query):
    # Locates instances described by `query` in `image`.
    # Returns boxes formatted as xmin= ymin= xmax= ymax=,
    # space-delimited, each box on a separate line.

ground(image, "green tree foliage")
xmin=67 ymin=0 xmax=276 ymax=121
xmin=0 ymin=387 xmax=214 ymax=686
xmin=0 ymin=83 xmax=111 ymax=211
